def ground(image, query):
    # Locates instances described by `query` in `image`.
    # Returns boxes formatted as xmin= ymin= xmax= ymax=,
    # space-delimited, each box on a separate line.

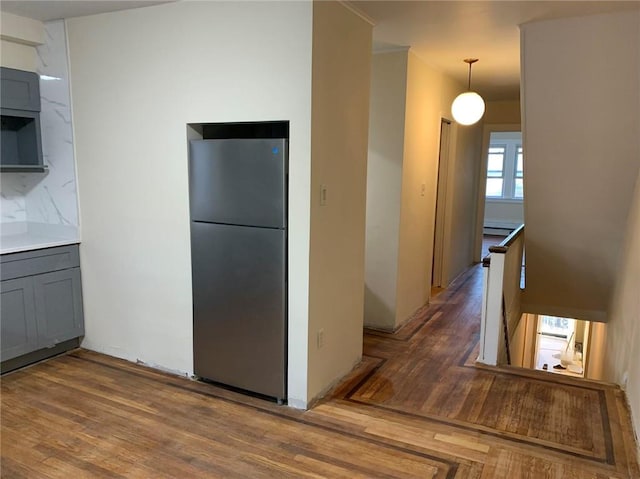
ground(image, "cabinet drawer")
xmin=1 ymin=245 xmax=80 ymax=281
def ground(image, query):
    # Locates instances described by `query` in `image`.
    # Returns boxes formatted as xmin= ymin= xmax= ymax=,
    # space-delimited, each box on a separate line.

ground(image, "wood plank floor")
xmin=2 ymin=264 xmax=638 ymax=478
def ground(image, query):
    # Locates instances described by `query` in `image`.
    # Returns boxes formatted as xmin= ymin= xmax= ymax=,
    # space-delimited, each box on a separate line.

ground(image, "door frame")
xmin=473 ymin=123 xmax=521 ymax=262
xmin=432 ymin=118 xmax=452 ymax=288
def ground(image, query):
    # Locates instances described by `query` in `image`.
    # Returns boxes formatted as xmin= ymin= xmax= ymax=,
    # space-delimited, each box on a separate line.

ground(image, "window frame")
xmin=513 ymin=146 xmax=524 ymax=199
xmin=485 ymin=139 xmax=523 ymax=201
xmin=485 ymin=144 xmax=507 ymax=198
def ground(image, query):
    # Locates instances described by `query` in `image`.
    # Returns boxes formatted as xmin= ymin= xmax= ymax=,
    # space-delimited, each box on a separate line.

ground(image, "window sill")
xmin=485 ymin=197 xmax=523 ymax=204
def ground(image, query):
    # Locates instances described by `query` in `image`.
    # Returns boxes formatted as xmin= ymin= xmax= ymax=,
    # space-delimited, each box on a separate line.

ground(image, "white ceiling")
xmin=0 ymin=1 xmax=171 ymax=22
xmin=353 ymin=1 xmax=640 ymax=101
xmin=1 ymin=1 xmax=638 ymax=101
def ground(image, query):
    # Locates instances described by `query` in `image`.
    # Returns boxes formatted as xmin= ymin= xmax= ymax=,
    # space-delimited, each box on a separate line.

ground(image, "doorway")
xmin=474 ymin=124 xmax=522 ymax=261
xmin=534 ymin=315 xmax=589 ymax=377
xmin=482 ymin=131 xmax=524 ymax=233
xmin=432 ymin=118 xmax=451 ymax=288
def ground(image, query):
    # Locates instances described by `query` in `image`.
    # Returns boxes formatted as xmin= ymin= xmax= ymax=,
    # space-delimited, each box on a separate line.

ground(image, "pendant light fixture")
xmin=451 ymin=58 xmax=485 ymax=126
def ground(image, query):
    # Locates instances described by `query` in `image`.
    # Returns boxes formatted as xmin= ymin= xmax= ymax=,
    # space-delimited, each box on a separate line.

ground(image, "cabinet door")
xmin=33 ymin=268 xmax=84 ymax=348
xmin=1 ymin=277 xmax=38 ymax=362
xmin=0 ymin=67 xmax=41 ymax=112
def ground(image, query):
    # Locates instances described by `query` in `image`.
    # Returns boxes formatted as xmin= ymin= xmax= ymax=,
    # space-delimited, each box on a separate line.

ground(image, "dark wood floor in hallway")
xmin=2 ymin=264 xmax=638 ymax=478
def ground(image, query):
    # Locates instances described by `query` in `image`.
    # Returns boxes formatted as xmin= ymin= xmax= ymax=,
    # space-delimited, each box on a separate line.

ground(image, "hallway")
xmin=320 ymin=264 xmax=638 ymax=477
xmin=2 ymin=265 xmax=638 ymax=478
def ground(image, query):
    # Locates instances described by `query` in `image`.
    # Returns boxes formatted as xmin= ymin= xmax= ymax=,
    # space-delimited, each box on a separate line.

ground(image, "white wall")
xmin=307 ymin=1 xmax=372 ymax=401
xmin=521 ymin=10 xmax=640 ymax=321
xmin=395 ymin=51 xmax=450 ymax=322
xmin=605 ymin=170 xmax=640 ymax=451
xmin=483 ymin=100 xmax=521 ymax=125
xmin=364 ymin=51 xmax=407 ymax=329
xmin=67 ymin=1 xmax=314 ymax=407
xmin=365 ymin=50 xmax=482 ymax=330
xmin=484 ymin=200 xmax=524 ymax=231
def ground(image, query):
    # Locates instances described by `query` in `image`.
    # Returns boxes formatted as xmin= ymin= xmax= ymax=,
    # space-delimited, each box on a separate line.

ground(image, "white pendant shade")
xmin=451 ymin=91 xmax=485 ymax=125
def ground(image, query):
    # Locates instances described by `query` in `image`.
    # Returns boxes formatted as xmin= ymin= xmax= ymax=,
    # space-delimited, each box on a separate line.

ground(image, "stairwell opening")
xmin=508 ymin=313 xmax=607 ymax=380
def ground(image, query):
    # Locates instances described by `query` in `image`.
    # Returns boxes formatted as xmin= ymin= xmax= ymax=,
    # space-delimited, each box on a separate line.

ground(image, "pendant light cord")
xmin=464 ymin=58 xmax=478 ymax=91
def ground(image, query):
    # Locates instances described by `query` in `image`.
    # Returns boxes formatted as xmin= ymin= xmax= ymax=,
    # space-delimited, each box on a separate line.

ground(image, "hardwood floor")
xmin=2 ymin=264 xmax=638 ymax=478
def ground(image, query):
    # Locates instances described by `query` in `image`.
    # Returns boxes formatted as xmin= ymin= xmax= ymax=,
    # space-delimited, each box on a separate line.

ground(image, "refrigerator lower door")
xmin=192 ymin=221 xmax=286 ymax=399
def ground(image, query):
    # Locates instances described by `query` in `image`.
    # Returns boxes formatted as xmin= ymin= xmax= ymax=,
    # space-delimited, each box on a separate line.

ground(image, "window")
xmin=486 ymin=146 xmax=505 ymax=197
xmin=514 ymin=146 xmax=524 ymax=199
xmin=485 ymin=135 xmax=524 ymax=200
xmin=540 ymin=316 xmax=571 ymax=337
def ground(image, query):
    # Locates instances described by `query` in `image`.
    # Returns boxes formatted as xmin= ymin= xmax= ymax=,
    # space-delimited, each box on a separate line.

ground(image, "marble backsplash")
xmin=0 ymin=176 xmax=27 ymax=223
xmin=1 ymin=20 xmax=79 ymax=229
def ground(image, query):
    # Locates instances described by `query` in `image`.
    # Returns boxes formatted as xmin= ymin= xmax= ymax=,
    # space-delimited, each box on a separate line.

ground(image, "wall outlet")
xmin=317 ymin=329 xmax=325 ymax=349
xmin=421 ymin=183 xmax=426 ymax=196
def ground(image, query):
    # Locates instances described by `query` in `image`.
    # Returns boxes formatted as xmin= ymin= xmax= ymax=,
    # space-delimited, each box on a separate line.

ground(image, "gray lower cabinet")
xmin=0 ymin=277 xmax=38 ymax=361
xmin=33 ymin=268 xmax=84 ymax=349
xmin=1 ymin=245 xmax=84 ymax=367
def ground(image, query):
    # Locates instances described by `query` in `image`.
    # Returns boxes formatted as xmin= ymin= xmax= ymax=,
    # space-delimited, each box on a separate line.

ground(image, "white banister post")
xmin=479 ymin=252 xmax=505 ymax=365
xmin=479 ymin=264 xmax=489 ymax=361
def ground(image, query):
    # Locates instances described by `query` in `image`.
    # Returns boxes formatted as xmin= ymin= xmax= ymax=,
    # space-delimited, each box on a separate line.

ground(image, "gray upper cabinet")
xmin=0 ymin=67 xmax=45 ymax=172
xmin=1 ymin=67 xmax=41 ymax=112
xmin=0 ymin=245 xmax=84 ymax=364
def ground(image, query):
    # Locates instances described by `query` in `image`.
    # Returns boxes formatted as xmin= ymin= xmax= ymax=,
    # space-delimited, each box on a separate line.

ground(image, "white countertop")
xmin=1 ymin=234 xmax=79 ymax=254
xmin=1 ymin=222 xmax=80 ymax=255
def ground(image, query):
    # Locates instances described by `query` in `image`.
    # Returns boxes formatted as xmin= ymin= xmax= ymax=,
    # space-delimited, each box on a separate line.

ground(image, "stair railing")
xmin=479 ymin=224 xmax=525 ymax=366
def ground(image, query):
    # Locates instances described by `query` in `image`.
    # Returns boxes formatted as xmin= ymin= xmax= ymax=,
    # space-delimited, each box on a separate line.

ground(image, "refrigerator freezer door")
xmin=189 ymin=139 xmax=287 ymax=228
xmin=192 ymin=221 xmax=286 ymax=399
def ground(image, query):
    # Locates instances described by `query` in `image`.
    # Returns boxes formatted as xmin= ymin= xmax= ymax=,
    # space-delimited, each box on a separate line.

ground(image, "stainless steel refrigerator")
xmin=189 ymin=138 xmax=287 ymax=401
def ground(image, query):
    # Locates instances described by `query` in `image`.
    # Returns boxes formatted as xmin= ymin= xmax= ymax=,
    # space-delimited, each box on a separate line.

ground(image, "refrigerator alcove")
xmin=189 ymin=128 xmax=288 ymax=402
